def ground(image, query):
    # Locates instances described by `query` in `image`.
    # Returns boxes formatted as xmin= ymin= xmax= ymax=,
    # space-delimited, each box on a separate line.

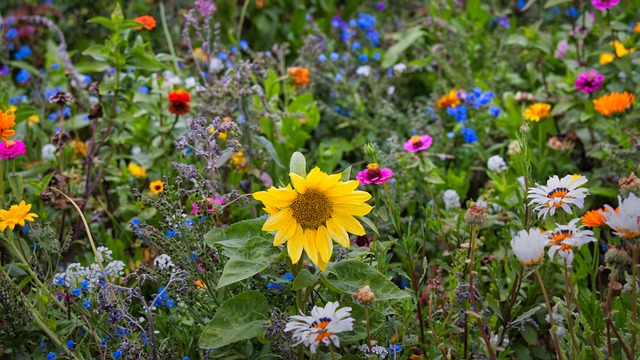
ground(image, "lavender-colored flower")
xmin=555 ymin=39 xmax=569 ymax=59
xmin=376 ymin=1 xmax=386 ymax=10
xmin=592 ymin=0 xmax=619 ymax=10
xmin=575 ymin=70 xmax=604 ymax=93
xmin=195 ymin=0 xmax=216 ymax=17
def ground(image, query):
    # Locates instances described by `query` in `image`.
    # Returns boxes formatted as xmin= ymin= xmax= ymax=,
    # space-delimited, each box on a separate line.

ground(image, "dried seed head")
xmin=48 ymin=91 xmax=75 ymax=105
xmin=352 ymin=285 xmax=375 ymax=306
xmin=619 ymin=172 xmax=640 ymax=196
xmin=464 ymin=202 xmax=488 ymax=225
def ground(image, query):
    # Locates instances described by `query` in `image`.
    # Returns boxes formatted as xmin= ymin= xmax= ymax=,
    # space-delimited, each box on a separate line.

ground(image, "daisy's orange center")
xmin=291 ymin=190 xmax=333 ymax=230
xmin=312 ymin=318 xmax=332 ymax=341
xmin=559 ymin=243 xmax=573 ymax=251
xmin=550 ymin=229 xmax=573 ymax=245
xmin=546 ymin=187 xmax=571 ymax=208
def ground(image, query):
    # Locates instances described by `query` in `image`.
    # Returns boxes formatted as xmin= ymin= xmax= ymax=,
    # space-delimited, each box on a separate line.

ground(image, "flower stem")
xmin=632 ymin=242 xmax=638 ymax=357
xmin=535 ymin=268 xmax=564 ymax=360
xmin=364 ymin=306 xmax=372 ymax=352
xmin=563 ymin=259 xmax=580 ymax=358
xmin=159 ymin=1 xmax=180 ymax=73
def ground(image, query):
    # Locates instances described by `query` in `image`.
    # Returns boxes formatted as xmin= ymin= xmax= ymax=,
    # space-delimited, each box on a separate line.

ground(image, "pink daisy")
xmin=403 ymin=135 xmax=432 ymax=152
xmin=356 ymin=163 xmax=394 ymax=185
xmin=575 ymin=70 xmax=604 ymax=93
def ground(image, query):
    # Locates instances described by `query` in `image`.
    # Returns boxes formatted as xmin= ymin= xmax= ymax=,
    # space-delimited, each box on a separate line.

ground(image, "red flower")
xmin=134 ymin=16 xmax=156 ymax=31
xmin=168 ymin=90 xmax=192 ymax=115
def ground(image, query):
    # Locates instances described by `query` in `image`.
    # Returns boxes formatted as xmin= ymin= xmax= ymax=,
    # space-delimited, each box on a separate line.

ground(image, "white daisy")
xmin=547 ymin=218 xmax=596 ymax=265
xmin=528 ymin=174 xmax=589 ymax=219
xmin=602 ymin=193 xmax=640 ymax=239
xmin=284 ymin=301 xmax=354 ymax=354
xmin=510 ymin=228 xmax=547 ymax=265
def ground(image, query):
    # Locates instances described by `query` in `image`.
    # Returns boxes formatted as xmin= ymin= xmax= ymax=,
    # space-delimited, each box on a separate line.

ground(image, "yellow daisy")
xmin=149 ymin=180 xmax=164 ymax=194
xmin=524 ymin=103 xmax=552 ymax=122
xmin=0 ymin=200 xmax=39 ymax=231
xmin=253 ymin=167 xmax=372 ymax=271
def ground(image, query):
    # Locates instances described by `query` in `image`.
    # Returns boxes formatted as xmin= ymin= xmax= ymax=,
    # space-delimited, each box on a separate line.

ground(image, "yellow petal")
xmin=253 ymin=187 xmax=298 ymax=208
xmin=302 ymin=229 xmax=320 ymax=266
xmin=326 ymin=218 xmax=350 ymax=247
xmin=289 ymin=173 xmax=307 ymax=194
xmin=315 ymin=225 xmax=333 ymax=263
xmin=333 ymin=203 xmax=373 ymax=217
xmin=273 ymin=221 xmax=296 ymax=246
xmin=263 ymin=208 xmax=293 ymax=232
xmin=324 ymin=180 xmax=359 ymax=197
xmin=315 ymin=173 xmax=342 ymax=193
xmin=329 ymin=190 xmax=372 ymax=204
xmin=304 ymin=167 xmax=326 ymax=190
xmin=287 ymin=225 xmax=304 ymax=264
xmin=332 ymin=212 xmax=366 ymax=235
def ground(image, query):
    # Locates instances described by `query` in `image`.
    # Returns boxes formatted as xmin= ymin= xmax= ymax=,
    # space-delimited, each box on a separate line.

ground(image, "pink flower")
xmin=356 ymin=163 xmax=394 ymax=185
xmin=0 ymin=140 xmax=26 ymax=159
xmin=555 ymin=39 xmax=569 ymax=59
xmin=575 ymin=70 xmax=604 ymax=93
xmin=191 ymin=197 xmax=225 ymax=214
xmin=592 ymin=0 xmax=619 ymax=10
xmin=403 ymin=135 xmax=432 ymax=152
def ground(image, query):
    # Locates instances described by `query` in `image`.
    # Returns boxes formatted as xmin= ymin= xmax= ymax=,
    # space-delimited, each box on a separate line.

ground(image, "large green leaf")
xmin=382 ymin=26 xmax=424 ymax=68
xmin=204 ymin=218 xmax=267 ymax=251
xmin=199 ymin=291 xmax=270 ymax=349
xmin=217 ymin=236 xmax=283 ymax=288
xmin=321 ymin=260 xmax=410 ymax=301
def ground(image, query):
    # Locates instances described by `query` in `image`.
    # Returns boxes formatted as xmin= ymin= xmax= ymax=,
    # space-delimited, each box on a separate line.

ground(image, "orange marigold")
xmin=524 ymin=103 xmax=552 ymax=122
xmin=581 ymin=209 xmax=607 ymax=227
xmin=436 ymin=89 xmax=461 ymax=108
xmin=167 ymin=90 xmax=192 ymax=115
xmin=593 ymin=92 xmax=635 ymax=116
xmin=288 ymin=67 xmax=310 ymax=87
xmin=0 ymin=108 xmax=16 ymax=141
xmin=134 ymin=15 xmax=156 ymax=31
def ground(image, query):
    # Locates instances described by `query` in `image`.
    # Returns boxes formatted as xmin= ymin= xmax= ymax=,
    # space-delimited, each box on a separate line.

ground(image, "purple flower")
xmin=592 ymin=0 xmax=619 ymax=10
xmin=575 ymin=70 xmax=604 ymax=93
xmin=376 ymin=1 xmax=386 ymax=10
xmin=403 ymin=135 xmax=433 ymax=152
xmin=555 ymin=39 xmax=569 ymax=59
xmin=0 ymin=140 xmax=26 ymax=159
xmin=356 ymin=164 xmax=394 ymax=185
xmin=195 ymin=0 xmax=216 ymax=17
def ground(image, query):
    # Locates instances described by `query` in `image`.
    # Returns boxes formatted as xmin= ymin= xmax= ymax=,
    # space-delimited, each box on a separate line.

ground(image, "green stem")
xmin=0 ymin=159 xmax=4 ymax=208
xmin=364 ymin=306 xmax=372 ymax=352
xmin=160 ymin=1 xmax=180 ymax=74
xmin=236 ymin=0 xmax=251 ymax=42
xmin=563 ymin=259 xmax=580 ymax=358
xmin=535 ymin=268 xmax=564 ymax=360
xmin=632 ymin=243 xmax=638 ymax=357
xmin=382 ymin=183 xmax=401 ymax=238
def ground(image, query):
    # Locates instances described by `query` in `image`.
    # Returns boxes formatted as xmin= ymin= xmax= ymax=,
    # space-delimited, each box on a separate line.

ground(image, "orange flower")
xmin=593 ymin=92 xmax=635 ymax=116
xmin=436 ymin=89 xmax=461 ymax=108
xmin=0 ymin=108 xmax=16 ymax=141
xmin=581 ymin=209 xmax=606 ymax=227
xmin=524 ymin=103 xmax=552 ymax=122
xmin=288 ymin=67 xmax=310 ymax=87
xmin=167 ymin=90 xmax=192 ymax=115
xmin=134 ymin=15 xmax=156 ymax=30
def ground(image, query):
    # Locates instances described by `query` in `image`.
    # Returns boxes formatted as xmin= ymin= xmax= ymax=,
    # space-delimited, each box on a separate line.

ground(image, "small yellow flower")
xmin=611 ymin=40 xmax=635 ymax=58
xmin=593 ymin=92 xmax=635 ymax=116
xmin=149 ymin=180 xmax=164 ymax=194
xmin=28 ymin=114 xmax=40 ymax=126
xmin=600 ymin=53 xmax=615 ymax=65
xmin=436 ymin=89 xmax=461 ymax=108
xmin=635 ymin=23 xmax=640 ymax=33
xmin=70 ymin=139 xmax=87 ymax=158
xmin=231 ymin=151 xmax=246 ymax=168
xmin=128 ymin=163 xmax=147 ymax=178
xmin=524 ymin=103 xmax=552 ymax=122
xmin=0 ymin=200 xmax=39 ymax=231
xmin=8 ymin=106 xmax=17 ymax=113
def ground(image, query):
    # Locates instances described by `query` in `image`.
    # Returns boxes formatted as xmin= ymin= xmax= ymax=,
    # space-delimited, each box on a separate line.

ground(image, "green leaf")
xmin=83 ymin=44 xmax=110 ymax=62
xmin=290 ymin=152 xmax=307 ymax=178
xmin=214 ymin=148 xmax=235 ymax=168
xmin=199 ymin=291 xmax=269 ymax=349
xmin=340 ymin=166 xmax=352 ymax=181
xmin=204 ymin=218 xmax=267 ymax=250
xmin=127 ymin=50 xmax=165 ymax=72
xmin=8 ymin=174 xmax=24 ymax=202
xmin=217 ymin=236 xmax=283 ymax=288
xmin=357 ymin=216 xmax=379 ymax=236
xmin=321 ymin=259 xmax=409 ymax=300
xmin=88 ymin=16 xmax=115 ymax=30
xmin=252 ymin=135 xmax=285 ymax=168
xmin=74 ymin=61 xmax=110 ymax=73
xmin=544 ymin=0 xmax=572 ymax=8
xmin=292 ymin=269 xmax=318 ymax=290
xmin=382 ymin=26 xmax=424 ymax=68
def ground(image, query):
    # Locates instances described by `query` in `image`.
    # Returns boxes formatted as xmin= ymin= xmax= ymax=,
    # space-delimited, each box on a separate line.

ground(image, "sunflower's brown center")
xmin=291 ymin=190 xmax=333 ymax=230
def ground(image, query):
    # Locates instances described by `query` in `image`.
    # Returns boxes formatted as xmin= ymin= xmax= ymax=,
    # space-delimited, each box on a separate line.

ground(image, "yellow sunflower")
xmin=253 ymin=167 xmax=372 ymax=271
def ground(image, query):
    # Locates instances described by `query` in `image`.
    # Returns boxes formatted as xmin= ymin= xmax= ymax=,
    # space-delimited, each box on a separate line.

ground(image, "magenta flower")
xmin=191 ymin=197 xmax=225 ymax=214
xmin=575 ymin=70 xmax=605 ymax=93
xmin=592 ymin=0 xmax=619 ymax=10
xmin=0 ymin=140 xmax=26 ymax=159
xmin=356 ymin=163 xmax=394 ymax=185
xmin=403 ymin=135 xmax=433 ymax=152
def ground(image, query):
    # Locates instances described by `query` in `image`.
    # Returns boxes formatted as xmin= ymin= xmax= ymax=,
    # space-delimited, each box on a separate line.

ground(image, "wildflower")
xmin=487 ymin=155 xmax=508 ymax=173
xmin=443 ymin=189 xmax=460 ymax=210
xmin=284 ymin=272 xmax=294 ymax=281
xmin=393 ymin=63 xmax=407 ymax=73
xmin=253 ymin=167 xmax=372 ymax=271
xmin=0 ymin=140 xmax=26 ymax=159
xmin=0 ymin=201 xmax=39 ymax=231
xmin=288 ymin=67 xmax=310 ymax=87
xmin=389 ymin=344 xmax=403 ymax=354
xmin=0 ymin=108 xmax=16 ymax=141
xmin=489 ymin=106 xmax=501 ymax=116
xmin=113 ymin=350 xmax=122 ymax=359
xmin=149 ymin=180 xmax=164 ymax=194
xmin=591 ymin=0 xmax=619 ymax=10
xmin=601 ymin=193 xmax=640 ymax=239
xmin=510 ymin=229 xmax=547 ymax=265
xmin=28 ymin=114 xmax=39 ymax=126
xmin=231 ymin=151 xmax=247 ymax=169
xmin=581 ymin=208 xmax=608 ymax=227
xmin=128 ymin=163 xmax=147 ymax=178
xmin=460 ymin=128 xmax=477 ymax=143
xmin=46 ymin=352 xmax=57 ymax=360
xmin=600 ymin=53 xmax=615 ymax=65
xmin=447 ymin=105 xmax=468 ymax=123
xmin=360 ymin=344 xmax=389 ymax=358
xmin=593 ymin=92 xmax=634 ymax=116
xmin=67 ymin=340 xmax=76 ymax=349
xmin=285 ymin=301 xmax=355 ymax=354
xmin=48 ymin=92 xmax=74 ymax=105
xmin=83 ymin=299 xmax=90 ymax=308
xmin=352 ymin=285 xmax=375 ymax=306
xmin=619 ymin=173 xmax=640 ymax=196
xmin=352 ymin=235 xmax=372 ymax=248
xmin=464 ymin=202 xmax=488 ymax=225
xmin=356 ymin=163 xmax=394 ymax=185
xmin=403 ymin=135 xmax=433 ymax=152
xmin=41 ymin=144 xmax=57 ymax=161
xmin=167 ymin=90 xmax=192 ymax=115
xmin=528 ymin=174 xmax=589 ymax=219
xmin=16 ymin=69 xmax=30 ymax=83
xmin=70 ymin=139 xmax=87 ymax=158
xmin=524 ymin=103 xmax=551 ymax=122
xmin=154 ymin=254 xmax=174 ymax=270
xmin=547 ymin=218 xmax=596 ymax=265
xmin=436 ymin=89 xmax=461 ymax=108
xmin=635 ymin=22 xmax=640 ymax=33
xmin=611 ymin=40 xmax=635 ymax=57
xmin=574 ymin=70 xmax=604 ymax=95
xmin=14 ymin=45 xmax=32 ymax=60
xmin=356 ymin=65 xmax=371 ymax=77
xmin=134 ymin=15 xmax=156 ymax=30
xmin=555 ymin=39 xmax=569 ymax=59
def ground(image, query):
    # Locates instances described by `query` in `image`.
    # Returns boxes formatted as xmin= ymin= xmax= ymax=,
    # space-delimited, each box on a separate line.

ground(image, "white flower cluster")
xmin=95 ymin=246 xmax=113 ymax=263
xmin=153 ymin=254 xmax=174 ymax=270
xmin=41 ymin=144 xmax=57 ymax=161
xmin=52 ymin=247 xmax=124 ymax=288
xmin=356 ymin=65 xmax=371 ymax=77
xmin=359 ymin=344 xmax=388 ymax=359
xmin=443 ymin=189 xmax=460 ymax=210
xmin=487 ymin=155 xmax=508 ymax=173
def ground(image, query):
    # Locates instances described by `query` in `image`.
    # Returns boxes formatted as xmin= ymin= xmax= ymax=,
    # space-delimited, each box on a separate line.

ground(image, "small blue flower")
xmin=388 ymin=344 xmax=402 ymax=354
xmin=217 ymin=52 xmax=228 ymax=60
xmin=366 ymin=29 xmax=380 ymax=46
xmin=67 ymin=340 xmax=76 ymax=349
xmin=237 ymin=114 xmax=246 ymax=123
xmin=283 ymin=272 xmax=294 ymax=281
xmin=357 ymin=13 xmax=376 ymax=31
xmin=352 ymin=42 xmax=361 ymax=51
xmin=14 ymin=45 xmax=32 ymax=60
xmin=52 ymin=63 xmax=60 ymax=71
xmin=335 ymin=73 xmax=343 ymax=81
xmin=63 ymin=106 xmax=72 ymax=117
xmin=239 ymin=40 xmax=249 ymax=51
xmin=230 ymin=45 xmax=238 ymax=53
xmin=183 ymin=357 xmax=190 ymax=360
xmin=185 ymin=219 xmax=194 ymax=227
xmin=331 ymin=16 xmax=342 ymax=28
xmin=518 ymin=0 xmax=526 ymax=9
xmin=16 ymin=68 xmax=30 ymax=83
xmin=113 ymin=350 xmax=122 ymax=359
xmin=6 ymin=28 xmax=18 ymax=39
xmin=46 ymin=352 xmax=57 ymax=360
xmin=318 ymin=54 xmax=327 ymax=62
xmin=166 ymin=299 xmax=175 ymax=307
xmin=131 ymin=218 xmax=141 ymax=227
xmin=158 ymin=287 xmax=168 ymax=300
xmin=358 ymin=53 xmax=368 ymax=62
xmin=446 ymin=132 xmax=455 ymax=139
xmin=565 ymin=7 xmax=579 ymax=18
xmin=165 ymin=229 xmax=176 ymax=238
xmin=83 ymin=299 xmax=91 ymax=309
xmin=461 ymin=127 xmax=478 ymax=144
xmin=400 ymin=279 xmax=408 ymax=289
xmin=348 ymin=19 xmax=357 ymax=28
xmin=373 ymin=52 xmax=381 ymax=61
xmin=265 ymin=51 xmax=272 ymax=56
xmin=100 ymin=337 xmax=108 ymax=346
xmin=55 ymin=276 xmax=65 ymax=286
xmin=83 ymin=74 xmax=92 ymax=84
xmin=71 ymin=287 xmax=82 ymax=296
xmin=81 ymin=280 xmax=90 ymax=290
xmin=48 ymin=113 xmax=57 ymax=122
xmin=330 ymin=52 xmax=339 ymax=61
xmin=447 ymin=105 xmax=467 ymax=124
xmin=40 ymin=341 xmax=46 ymax=349
xmin=489 ymin=106 xmax=501 ymax=116
xmin=267 ymin=283 xmax=282 ymax=291
xmin=139 ymin=86 xmax=149 ymax=94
